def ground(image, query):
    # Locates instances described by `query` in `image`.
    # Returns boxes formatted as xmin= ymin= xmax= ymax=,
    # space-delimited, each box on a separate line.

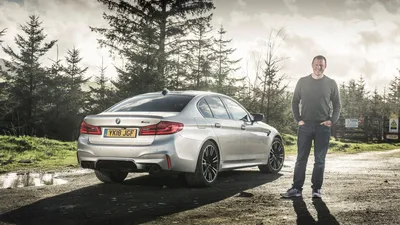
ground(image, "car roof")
xmin=143 ymin=90 xmax=225 ymax=98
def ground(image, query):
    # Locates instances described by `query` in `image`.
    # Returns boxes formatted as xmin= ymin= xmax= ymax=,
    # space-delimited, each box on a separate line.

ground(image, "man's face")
xmin=312 ymin=58 xmax=326 ymax=76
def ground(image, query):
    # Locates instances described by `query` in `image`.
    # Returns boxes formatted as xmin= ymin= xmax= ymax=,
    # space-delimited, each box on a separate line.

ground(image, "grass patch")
xmin=282 ymin=133 xmax=297 ymax=154
xmin=282 ymin=134 xmax=400 ymax=155
xmin=1 ymin=134 xmax=400 ymax=174
xmin=0 ymin=135 xmax=78 ymax=174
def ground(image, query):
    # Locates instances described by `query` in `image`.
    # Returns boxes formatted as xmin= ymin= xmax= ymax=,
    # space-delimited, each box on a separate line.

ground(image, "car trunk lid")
xmin=84 ymin=112 xmax=178 ymax=146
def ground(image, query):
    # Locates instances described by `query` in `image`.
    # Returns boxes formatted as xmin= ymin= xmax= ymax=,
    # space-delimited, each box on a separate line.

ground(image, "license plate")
xmin=104 ymin=128 xmax=137 ymax=138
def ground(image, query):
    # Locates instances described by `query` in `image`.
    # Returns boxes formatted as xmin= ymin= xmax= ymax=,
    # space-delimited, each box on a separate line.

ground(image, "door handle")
xmin=215 ymin=123 xmax=221 ymax=128
xmin=241 ymin=125 xmax=246 ymax=130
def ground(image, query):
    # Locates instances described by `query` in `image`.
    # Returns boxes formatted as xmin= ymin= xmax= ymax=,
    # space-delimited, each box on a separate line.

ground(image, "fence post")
xmin=341 ymin=119 xmax=345 ymax=139
xmin=363 ymin=116 xmax=368 ymax=142
xmin=398 ymin=116 xmax=400 ymax=143
xmin=383 ymin=116 xmax=387 ymax=142
xmin=379 ymin=116 xmax=386 ymax=142
xmin=333 ymin=121 xmax=340 ymax=140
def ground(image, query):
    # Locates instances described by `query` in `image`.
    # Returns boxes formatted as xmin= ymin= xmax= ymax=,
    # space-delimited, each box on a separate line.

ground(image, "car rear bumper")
xmin=76 ymin=134 xmax=202 ymax=173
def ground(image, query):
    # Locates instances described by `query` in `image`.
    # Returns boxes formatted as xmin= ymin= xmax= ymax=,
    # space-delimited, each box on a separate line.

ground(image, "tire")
xmin=185 ymin=140 xmax=220 ymax=187
xmin=259 ymin=137 xmax=285 ymax=173
xmin=95 ymin=170 xmax=128 ymax=183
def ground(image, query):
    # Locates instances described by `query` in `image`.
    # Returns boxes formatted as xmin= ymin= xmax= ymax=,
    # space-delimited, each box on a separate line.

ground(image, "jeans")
xmin=293 ymin=122 xmax=331 ymax=191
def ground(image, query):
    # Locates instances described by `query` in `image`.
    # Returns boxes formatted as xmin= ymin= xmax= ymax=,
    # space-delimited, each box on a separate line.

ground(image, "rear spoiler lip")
xmin=86 ymin=114 xmax=165 ymax=119
xmin=85 ymin=111 xmax=180 ymax=119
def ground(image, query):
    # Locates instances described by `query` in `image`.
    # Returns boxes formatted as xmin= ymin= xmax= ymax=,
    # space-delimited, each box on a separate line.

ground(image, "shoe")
xmin=280 ymin=188 xmax=302 ymax=198
xmin=312 ymin=189 xmax=322 ymax=198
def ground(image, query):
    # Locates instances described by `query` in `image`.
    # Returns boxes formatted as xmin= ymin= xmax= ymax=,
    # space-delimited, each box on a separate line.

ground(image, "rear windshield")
xmin=106 ymin=94 xmax=194 ymax=112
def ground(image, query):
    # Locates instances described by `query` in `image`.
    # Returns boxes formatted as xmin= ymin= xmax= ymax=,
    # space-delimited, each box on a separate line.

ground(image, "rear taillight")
xmin=80 ymin=121 xmax=102 ymax=135
xmin=139 ymin=121 xmax=183 ymax=135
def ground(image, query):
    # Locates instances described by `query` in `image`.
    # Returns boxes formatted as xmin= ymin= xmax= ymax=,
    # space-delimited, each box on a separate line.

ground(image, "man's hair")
xmin=312 ymin=55 xmax=327 ymax=65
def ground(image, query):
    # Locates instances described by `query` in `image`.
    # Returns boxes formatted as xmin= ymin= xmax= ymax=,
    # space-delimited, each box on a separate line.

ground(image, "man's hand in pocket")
xmin=320 ymin=120 xmax=332 ymax=127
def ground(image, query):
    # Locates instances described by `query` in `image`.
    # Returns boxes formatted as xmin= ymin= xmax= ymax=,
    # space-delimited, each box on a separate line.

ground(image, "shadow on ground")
xmin=0 ymin=170 xmax=282 ymax=225
xmin=292 ymin=198 xmax=340 ymax=225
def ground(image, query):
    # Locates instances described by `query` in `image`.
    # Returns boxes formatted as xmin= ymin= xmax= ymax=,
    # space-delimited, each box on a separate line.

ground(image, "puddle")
xmin=0 ymin=169 xmax=94 ymax=189
xmin=0 ymin=172 xmax=69 ymax=189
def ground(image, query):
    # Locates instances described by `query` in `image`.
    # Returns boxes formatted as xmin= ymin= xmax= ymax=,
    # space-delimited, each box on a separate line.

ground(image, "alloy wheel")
xmin=201 ymin=144 xmax=219 ymax=182
xmin=269 ymin=140 xmax=284 ymax=171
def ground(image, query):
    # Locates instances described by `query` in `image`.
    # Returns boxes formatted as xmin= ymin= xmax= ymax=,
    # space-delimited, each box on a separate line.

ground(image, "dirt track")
xmin=0 ymin=149 xmax=399 ymax=225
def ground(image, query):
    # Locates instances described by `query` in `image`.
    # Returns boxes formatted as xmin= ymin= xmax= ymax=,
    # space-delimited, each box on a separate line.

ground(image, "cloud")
xmin=224 ymin=0 xmax=400 ymax=93
xmin=268 ymin=0 xmax=400 ymax=21
xmin=2 ymin=0 xmax=399 ymax=95
xmin=236 ymin=0 xmax=246 ymax=7
xmin=228 ymin=10 xmax=252 ymax=27
xmin=283 ymin=0 xmax=298 ymax=13
xmin=346 ymin=0 xmax=400 ymax=14
xmin=358 ymin=31 xmax=383 ymax=47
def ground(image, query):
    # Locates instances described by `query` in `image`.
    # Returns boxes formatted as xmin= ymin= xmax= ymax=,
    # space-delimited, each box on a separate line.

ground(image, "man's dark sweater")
xmin=292 ymin=74 xmax=341 ymax=124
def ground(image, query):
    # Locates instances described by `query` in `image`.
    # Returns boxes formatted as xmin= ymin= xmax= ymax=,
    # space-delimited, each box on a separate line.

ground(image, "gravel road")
xmin=0 ymin=149 xmax=399 ymax=225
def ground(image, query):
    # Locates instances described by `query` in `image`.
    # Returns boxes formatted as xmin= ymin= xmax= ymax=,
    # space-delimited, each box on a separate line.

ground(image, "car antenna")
xmin=162 ymin=88 xmax=169 ymax=96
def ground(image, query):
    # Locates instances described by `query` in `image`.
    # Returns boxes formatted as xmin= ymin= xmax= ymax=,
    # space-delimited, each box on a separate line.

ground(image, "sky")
xmin=0 ymin=0 xmax=399 ymax=93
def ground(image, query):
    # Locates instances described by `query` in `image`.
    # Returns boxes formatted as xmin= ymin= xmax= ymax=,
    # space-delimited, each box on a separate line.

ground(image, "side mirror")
xmin=251 ymin=113 xmax=264 ymax=122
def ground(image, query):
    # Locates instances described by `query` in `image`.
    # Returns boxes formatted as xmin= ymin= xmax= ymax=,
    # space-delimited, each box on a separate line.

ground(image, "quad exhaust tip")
xmin=146 ymin=165 xmax=162 ymax=173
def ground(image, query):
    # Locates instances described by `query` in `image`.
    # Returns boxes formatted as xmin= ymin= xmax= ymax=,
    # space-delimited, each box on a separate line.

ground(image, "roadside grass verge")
xmin=1 ymin=134 xmax=400 ymax=174
xmin=282 ymin=133 xmax=400 ymax=155
xmin=0 ymin=135 xmax=78 ymax=174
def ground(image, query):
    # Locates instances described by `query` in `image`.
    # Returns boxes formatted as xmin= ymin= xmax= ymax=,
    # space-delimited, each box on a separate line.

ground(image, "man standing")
xmin=281 ymin=55 xmax=341 ymax=198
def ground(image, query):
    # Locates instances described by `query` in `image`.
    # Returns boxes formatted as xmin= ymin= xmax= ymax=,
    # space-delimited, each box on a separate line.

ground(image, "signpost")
xmin=387 ymin=117 xmax=399 ymax=140
xmin=389 ymin=118 xmax=398 ymax=133
xmin=345 ymin=119 xmax=358 ymax=128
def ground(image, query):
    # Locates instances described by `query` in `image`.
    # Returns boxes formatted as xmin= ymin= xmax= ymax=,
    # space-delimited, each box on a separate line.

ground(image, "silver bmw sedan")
xmin=77 ymin=89 xmax=285 ymax=187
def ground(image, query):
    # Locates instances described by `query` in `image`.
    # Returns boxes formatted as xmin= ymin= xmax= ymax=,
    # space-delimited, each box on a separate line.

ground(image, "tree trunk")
xmin=158 ymin=0 xmax=167 ymax=89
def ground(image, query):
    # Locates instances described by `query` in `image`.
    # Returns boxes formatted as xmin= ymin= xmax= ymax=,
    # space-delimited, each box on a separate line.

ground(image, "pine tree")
xmin=0 ymin=28 xmax=5 ymax=45
xmin=65 ymin=47 xmax=89 ymax=89
xmin=257 ymin=29 xmax=288 ymax=126
xmin=1 ymin=15 xmax=56 ymax=135
xmin=40 ymin=45 xmax=71 ymax=139
xmin=164 ymin=47 xmax=188 ymax=90
xmin=64 ymin=46 xmax=90 ymax=110
xmin=91 ymin=0 xmax=215 ymax=94
xmin=63 ymin=46 xmax=90 ymax=139
xmin=369 ymin=88 xmax=383 ymax=117
xmin=212 ymin=24 xmax=241 ymax=95
xmin=381 ymin=87 xmax=392 ymax=117
xmin=0 ymin=28 xmax=8 ymax=132
xmin=339 ymin=82 xmax=349 ymax=118
xmin=388 ymin=69 xmax=400 ymax=115
xmin=344 ymin=80 xmax=357 ymax=117
xmin=88 ymin=58 xmax=116 ymax=114
xmin=356 ymin=75 xmax=369 ymax=117
xmin=44 ymin=45 xmax=66 ymax=110
xmin=111 ymin=19 xmax=160 ymax=98
xmin=184 ymin=15 xmax=214 ymax=90
xmin=235 ymin=58 xmax=260 ymax=112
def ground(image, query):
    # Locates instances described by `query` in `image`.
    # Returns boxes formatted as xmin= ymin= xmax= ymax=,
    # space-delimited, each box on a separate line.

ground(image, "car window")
xmin=205 ymin=96 xmax=230 ymax=119
xmin=197 ymin=98 xmax=213 ymax=118
xmin=106 ymin=94 xmax=194 ymax=112
xmin=222 ymin=97 xmax=250 ymax=121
